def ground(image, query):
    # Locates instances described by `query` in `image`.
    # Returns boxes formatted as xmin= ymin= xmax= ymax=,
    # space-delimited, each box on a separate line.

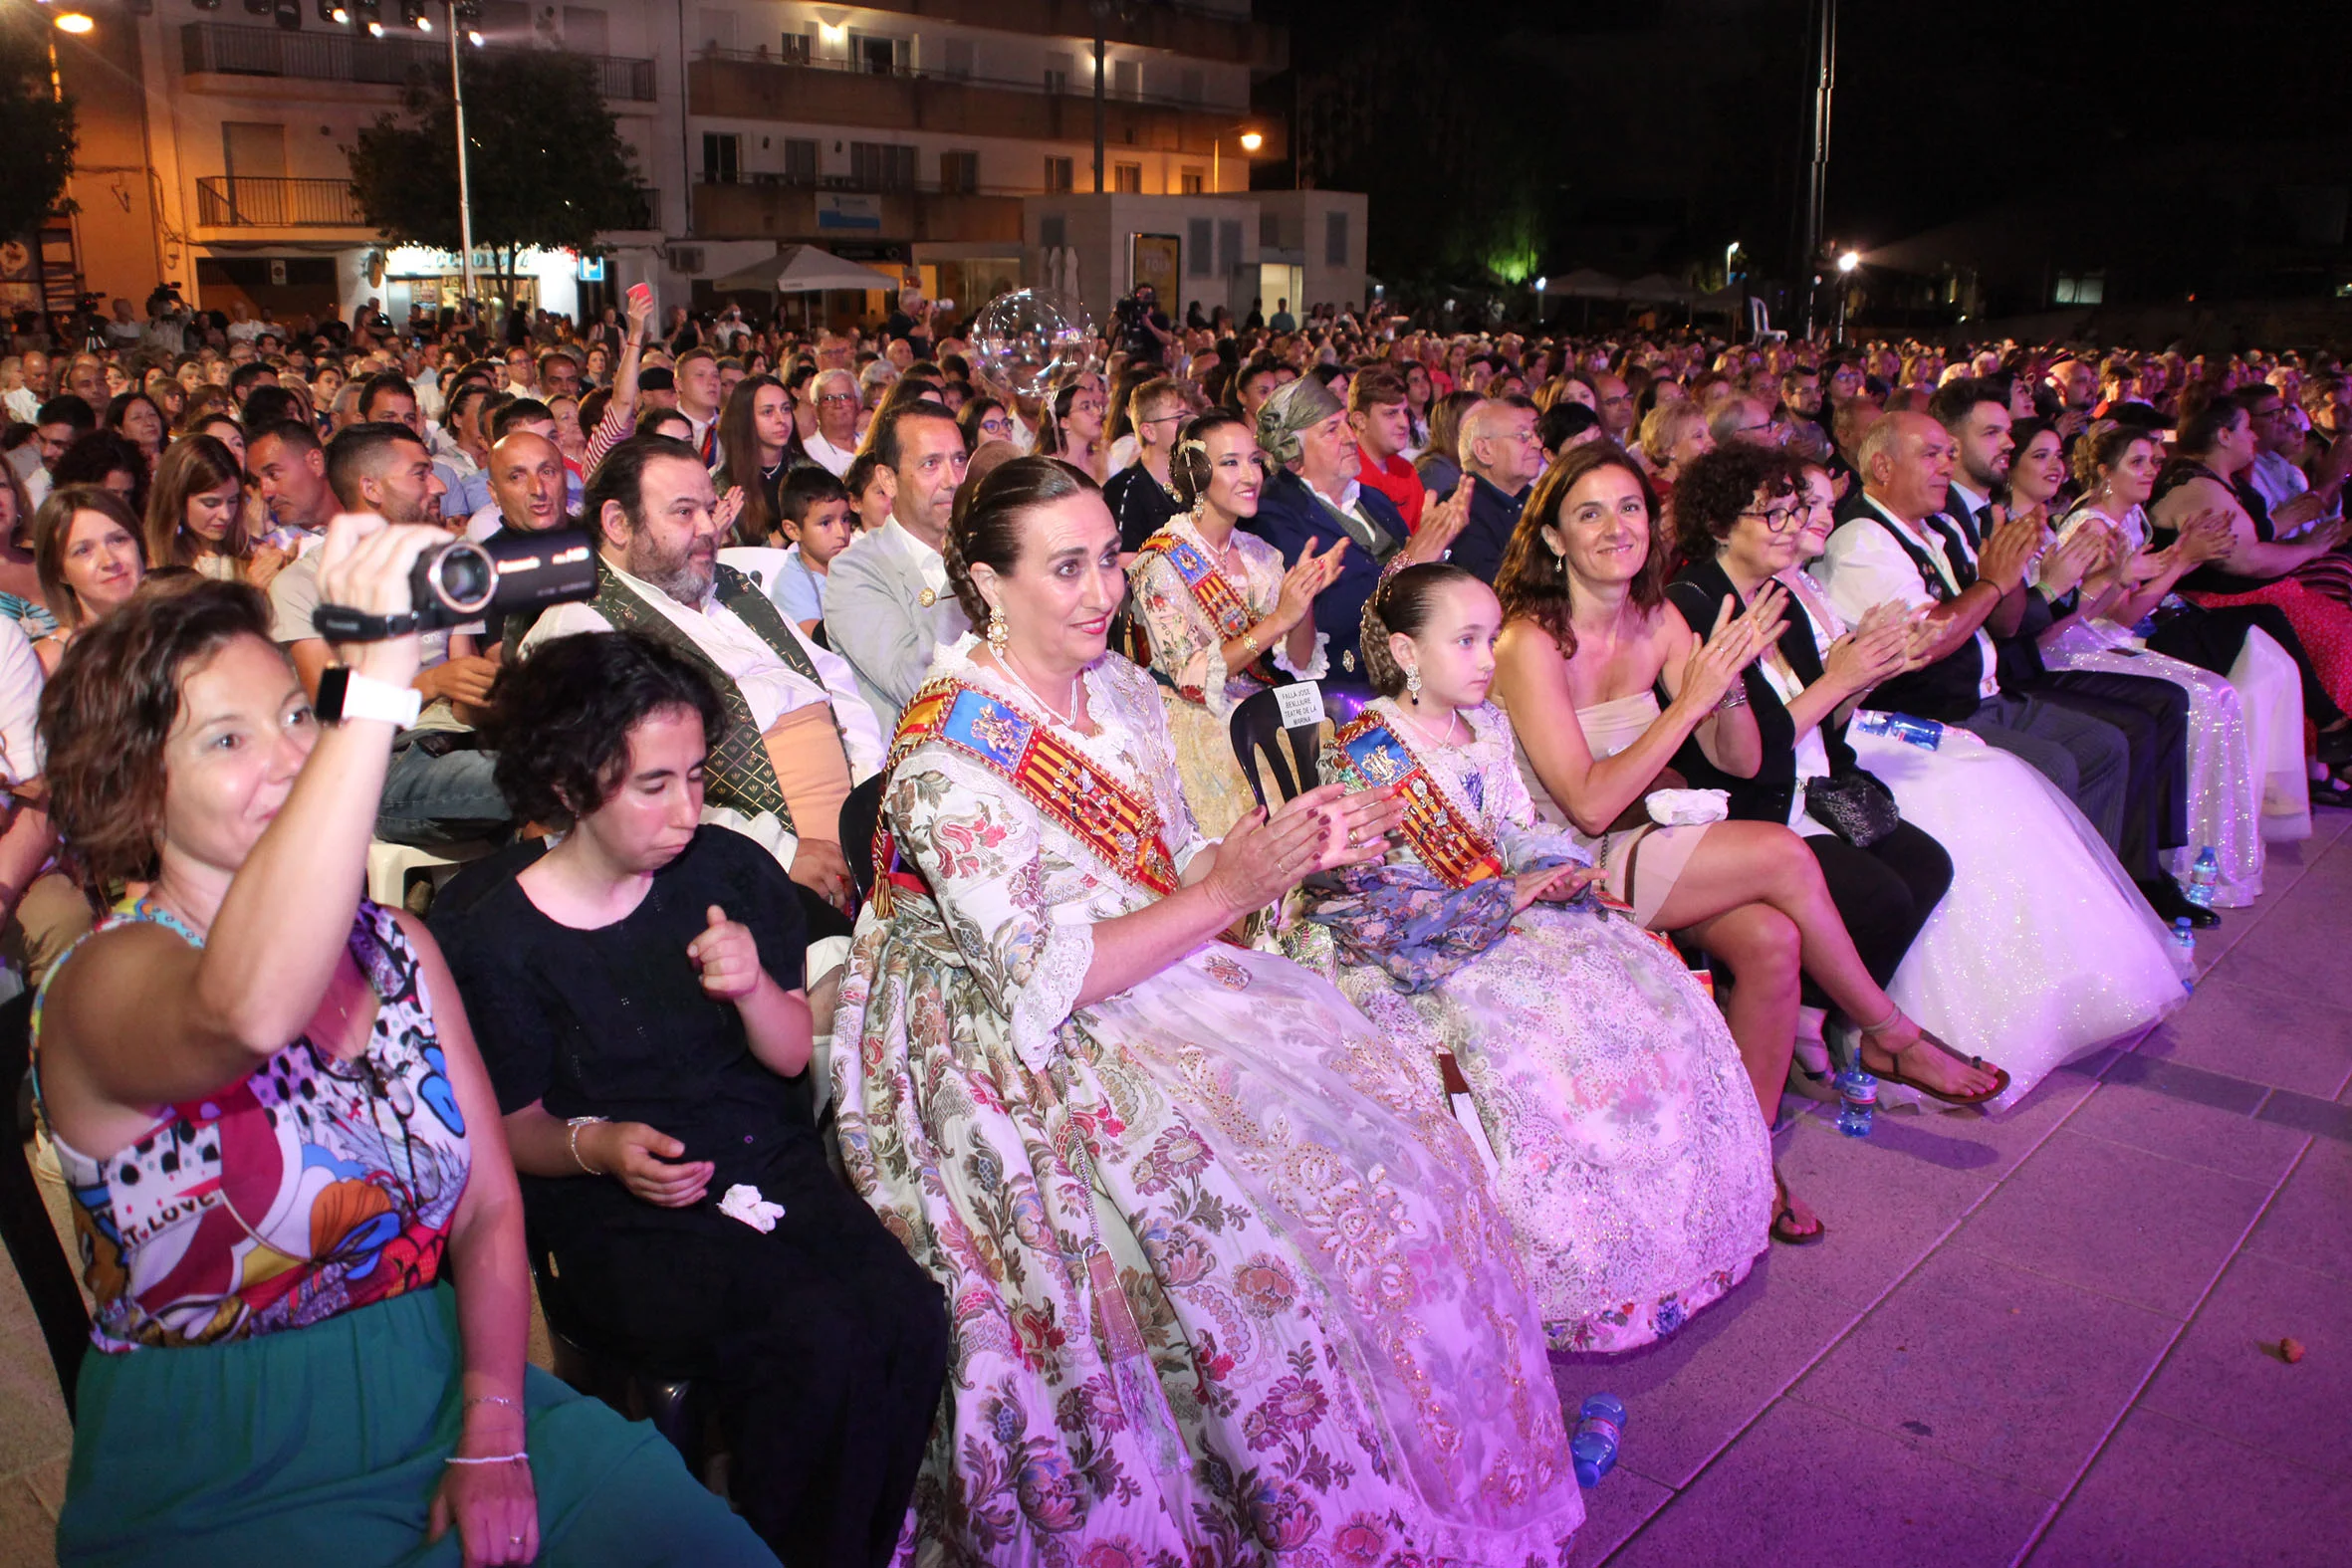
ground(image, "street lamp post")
xmin=1835 ymin=249 xmax=1859 ymax=344
xmin=1211 ymin=128 xmax=1263 ymax=194
xmin=445 ymin=3 xmax=476 ymax=306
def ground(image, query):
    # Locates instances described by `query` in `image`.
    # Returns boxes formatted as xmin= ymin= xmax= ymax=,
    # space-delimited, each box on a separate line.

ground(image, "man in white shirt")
xmin=224 ymin=300 xmax=266 ymax=344
xmin=800 ymin=368 xmax=861 ymax=477
xmin=272 ymin=422 xmax=511 ymax=846
xmin=675 ymin=346 xmax=724 ymax=465
xmin=1816 ymin=410 xmax=2133 ymax=850
xmin=523 ymin=435 xmax=882 ymax=915
xmin=821 ymin=403 xmax=972 ymax=728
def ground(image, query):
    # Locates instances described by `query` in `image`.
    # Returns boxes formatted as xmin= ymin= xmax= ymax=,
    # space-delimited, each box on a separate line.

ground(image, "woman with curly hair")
xmin=1297 ymin=561 xmax=1771 ymax=1352
xmin=430 ymin=629 xmax=947 ymax=1565
xmin=31 ymin=549 xmax=771 ymax=1566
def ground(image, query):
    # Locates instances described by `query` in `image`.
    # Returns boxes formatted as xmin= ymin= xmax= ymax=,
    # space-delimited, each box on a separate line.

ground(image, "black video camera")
xmin=313 ymin=528 xmax=598 ymax=642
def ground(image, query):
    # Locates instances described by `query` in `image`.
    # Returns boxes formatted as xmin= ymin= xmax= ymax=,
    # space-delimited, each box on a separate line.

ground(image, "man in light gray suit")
xmin=823 ymin=402 xmax=973 ymax=730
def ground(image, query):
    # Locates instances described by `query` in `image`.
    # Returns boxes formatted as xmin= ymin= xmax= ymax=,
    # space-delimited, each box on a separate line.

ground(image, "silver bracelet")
xmin=463 ymin=1395 xmax=521 ymax=1416
xmin=445 ymin=1452 xmax=530 ymax=1466
xmin=1715 ymin=684 xmax=1751 ymax=712
xmin=566 ymin=1115 xmax=609 ymax=1176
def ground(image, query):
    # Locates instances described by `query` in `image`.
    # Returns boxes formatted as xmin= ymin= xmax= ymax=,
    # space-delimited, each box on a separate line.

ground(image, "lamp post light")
xmin=1212 ymin=127 xmax=1263 ymax=195
xmin=1835 ymin=250 xmax=1860 ymax=343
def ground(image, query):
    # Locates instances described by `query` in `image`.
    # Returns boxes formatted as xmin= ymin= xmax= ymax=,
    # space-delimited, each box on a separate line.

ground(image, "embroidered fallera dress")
xmin=1128 ymin=512 xmax=1328 ymax=837
xmin=1300 ymin=699 xmax=1773 ymax=1353
xmin=831 ymin=636 xmax=1582 ymax=1566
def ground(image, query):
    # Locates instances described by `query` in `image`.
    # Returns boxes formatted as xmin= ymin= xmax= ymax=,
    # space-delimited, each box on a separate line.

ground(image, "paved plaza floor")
xmin=5 ymin=818 xmax=2349 ymax=1566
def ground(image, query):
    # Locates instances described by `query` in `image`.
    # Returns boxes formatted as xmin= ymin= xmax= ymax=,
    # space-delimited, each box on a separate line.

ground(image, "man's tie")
xmin=699 ymin=423 xmax=717 ymax=465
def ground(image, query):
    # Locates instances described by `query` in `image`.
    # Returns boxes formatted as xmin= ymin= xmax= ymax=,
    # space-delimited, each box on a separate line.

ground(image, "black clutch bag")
xmin=1802 ymin=769 xmax=1901 ymax=848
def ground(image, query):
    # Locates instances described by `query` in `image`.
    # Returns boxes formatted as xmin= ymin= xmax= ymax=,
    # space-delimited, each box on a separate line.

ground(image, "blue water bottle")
xmin=1836 ymin=1058 xmax=1877 ymax=1137
xmin=1855 ymin=711 xmax=1944 ymax=751
xmin=2171 ymin=917 xmax=2198 ymax=994
xmin=2186 ymin=847 xmax=2219 ymax=910
xmin=1570 ymin=1394 xmax=1627 ymax=1487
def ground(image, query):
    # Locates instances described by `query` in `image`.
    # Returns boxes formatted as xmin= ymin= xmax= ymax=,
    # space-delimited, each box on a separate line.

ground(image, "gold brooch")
xmin=918 ymin=587 xmax=937 ymax=608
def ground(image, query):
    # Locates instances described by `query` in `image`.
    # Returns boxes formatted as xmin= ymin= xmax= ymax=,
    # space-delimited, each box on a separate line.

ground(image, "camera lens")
xmin=426 ymin=542 xmax=498 ymax=612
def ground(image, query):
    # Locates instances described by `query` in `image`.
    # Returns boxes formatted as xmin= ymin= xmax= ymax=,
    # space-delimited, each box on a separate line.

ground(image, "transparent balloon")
xmin=970 ymin=289 xmax=1094 ymax=400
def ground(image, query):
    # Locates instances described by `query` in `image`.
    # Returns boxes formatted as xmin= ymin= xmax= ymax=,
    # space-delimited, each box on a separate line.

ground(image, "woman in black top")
xmin=433 ymin=631 xmax=947 ymax=1568
xmin=1665 ymin=443 xmax=1956 ymax=1039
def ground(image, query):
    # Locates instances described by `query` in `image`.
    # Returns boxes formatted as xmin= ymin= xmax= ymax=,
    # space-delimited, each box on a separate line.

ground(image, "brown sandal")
xmin=1859 ymin=1012 xmax=2010 ymax=1106
xmin=1770 ymin=1168 xmax=1825 ymax=1246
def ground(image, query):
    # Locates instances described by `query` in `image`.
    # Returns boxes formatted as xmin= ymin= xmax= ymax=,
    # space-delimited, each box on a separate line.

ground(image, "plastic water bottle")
xmin=1853 ymin=711 xmax=1944 ymax=751
xmin=2186 ymin=847 xmax=2219 ymax=910
xmin=1570 ymin=1394 xmax=1627 ymax=1487
xmin=1836 ymin=1061 xmax=1877 ymax=1138
xmin=2171 ymin=917 xmax=2199 ymax=994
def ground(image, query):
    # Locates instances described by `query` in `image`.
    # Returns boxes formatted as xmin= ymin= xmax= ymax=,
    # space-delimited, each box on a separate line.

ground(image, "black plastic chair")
xmin=527 ymin=1223 xmax=714 ymax=1475
xmin=0 ymin=989 xmax=89 ymax=1421
xmin=840 ymin=773 xmax=886 ymax=903
xmin=1228 ymin=686 xmax=1326 ymax=810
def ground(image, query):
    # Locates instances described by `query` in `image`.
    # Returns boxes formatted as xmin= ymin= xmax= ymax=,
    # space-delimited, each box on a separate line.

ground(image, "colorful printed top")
xmin=33 ymin=899 xmax=471 ymax=1352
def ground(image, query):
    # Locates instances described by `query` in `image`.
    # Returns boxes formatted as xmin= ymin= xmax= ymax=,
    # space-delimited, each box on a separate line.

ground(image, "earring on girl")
xmin=1405 ymin=666 xmax=1423 ymax=702
xmin=987 ymin=604 xmax=1010 ymax=653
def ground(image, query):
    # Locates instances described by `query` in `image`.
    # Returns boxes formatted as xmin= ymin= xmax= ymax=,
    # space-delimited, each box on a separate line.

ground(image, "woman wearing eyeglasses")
xmin=1100 ymin=376 xmax=1192 ymax=552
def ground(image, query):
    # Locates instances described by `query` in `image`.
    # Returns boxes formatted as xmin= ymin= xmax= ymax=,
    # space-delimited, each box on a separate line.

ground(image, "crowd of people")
xmin=10 ymin=279 xmax=2352 ymax=1565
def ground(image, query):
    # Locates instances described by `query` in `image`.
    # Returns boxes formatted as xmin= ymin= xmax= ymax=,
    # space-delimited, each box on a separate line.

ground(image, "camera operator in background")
xmin=1115 ymin=282 xmax=1175 ymax=368
xmin=29 ymin=543 xmax=775 ymax=1567
xmin=273 ymin=422 xmax=513 ymax=850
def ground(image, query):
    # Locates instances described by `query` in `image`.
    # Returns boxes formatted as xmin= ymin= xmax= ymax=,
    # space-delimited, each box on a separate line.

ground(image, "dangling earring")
xmin=1405 ymin=665 xmax=1423 ymax=702
xmin=987 ymin=604 xmax=1010 ymax=654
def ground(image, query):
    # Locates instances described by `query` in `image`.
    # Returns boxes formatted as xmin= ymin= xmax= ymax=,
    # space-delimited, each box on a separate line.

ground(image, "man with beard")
xmin=521 ymin=436 xmax=882 ymax=918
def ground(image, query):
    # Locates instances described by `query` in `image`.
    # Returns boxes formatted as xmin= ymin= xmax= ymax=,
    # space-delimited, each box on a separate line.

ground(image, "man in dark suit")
xmin=1242 ymin=376 xmax=1463 ymax=699
xmin=1930 ymin=379 xmax=2204 ymax=926
xmin=1449 ymin=397 xmax=1545 ymax=584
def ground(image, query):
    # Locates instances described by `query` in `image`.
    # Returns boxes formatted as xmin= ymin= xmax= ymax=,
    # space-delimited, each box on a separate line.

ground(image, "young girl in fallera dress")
xmin=1295 ymin=563 xmax=1773 ymax=1351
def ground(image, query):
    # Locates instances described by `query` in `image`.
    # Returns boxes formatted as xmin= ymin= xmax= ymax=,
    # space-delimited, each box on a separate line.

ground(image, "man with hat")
xmin=1241 ymin=375 xmax=1469 ymax=705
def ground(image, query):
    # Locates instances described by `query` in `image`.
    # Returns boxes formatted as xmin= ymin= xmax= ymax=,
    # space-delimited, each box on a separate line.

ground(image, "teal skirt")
xmin=58 ymin=1283 xmax=776 ymax=1567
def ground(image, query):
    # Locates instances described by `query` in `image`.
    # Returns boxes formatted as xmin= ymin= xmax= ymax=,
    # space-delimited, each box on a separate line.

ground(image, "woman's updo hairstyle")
xmin=38 ymin=574 xmax=273 ymax=885
xmin=2071 ymin=418 xmax=2154 ymax=492
xmin=942 ymin=454 xmax=1098 ymax=628
xmin=1360 ymin=561 xmax=1482 ymax=699
xmin=1169 ymin=410 xmax=1252 ymax=509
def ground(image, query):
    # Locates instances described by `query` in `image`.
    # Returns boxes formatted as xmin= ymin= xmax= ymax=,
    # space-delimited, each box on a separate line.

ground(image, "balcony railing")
xmin=181 ymin=24 xmax=656 ymax=102
xmin=696 ymin=171 xmax=1033 ymax=199
xmin=697 ymin=45 xmax=1240 ymax=114
xmin=195 ymin=176 xmax=369 ymax=228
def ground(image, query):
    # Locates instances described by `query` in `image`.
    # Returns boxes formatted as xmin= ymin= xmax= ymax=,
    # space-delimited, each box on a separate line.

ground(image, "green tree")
xmin=0 ymin=19 xmax=78 ymax=244
xmin=349 ymin=48 xmax=644 ymax=312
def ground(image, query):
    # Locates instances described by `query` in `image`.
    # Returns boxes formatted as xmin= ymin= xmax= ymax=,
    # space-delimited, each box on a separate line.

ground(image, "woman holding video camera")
xmin=30 ymin=520 xmax=772 ymax=1566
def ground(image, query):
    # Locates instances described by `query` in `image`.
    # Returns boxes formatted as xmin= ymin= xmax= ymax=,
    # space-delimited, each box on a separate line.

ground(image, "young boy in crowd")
xmin=770 ymin=464 xmax=857 ymax=635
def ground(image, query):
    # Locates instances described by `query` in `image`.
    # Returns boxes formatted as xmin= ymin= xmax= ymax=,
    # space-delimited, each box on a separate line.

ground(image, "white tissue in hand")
xmin=717 ymin=1184 xmax=786 ymax=1232
xmin=1646 ymin=788 xmax=1731 ymax=827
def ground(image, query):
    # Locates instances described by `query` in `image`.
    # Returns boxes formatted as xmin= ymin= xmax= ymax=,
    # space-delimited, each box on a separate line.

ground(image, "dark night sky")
xmin=1256 ymin=0 xmax=2352 ymax=279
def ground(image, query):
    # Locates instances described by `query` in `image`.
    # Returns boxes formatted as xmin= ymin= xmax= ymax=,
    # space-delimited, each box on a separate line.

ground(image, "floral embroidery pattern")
xmin=832 ymin=642 xmax=1581 ymax=1564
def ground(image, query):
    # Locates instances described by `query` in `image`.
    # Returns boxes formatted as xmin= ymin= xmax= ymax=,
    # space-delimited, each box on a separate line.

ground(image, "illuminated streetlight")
xmin=1837 ymin=250 xmax=1860 ymax=273
xmin=54 ymin=11 xmax=95 ymax=32
xmin=1239 ymin=130 xmax=1264 ymax=152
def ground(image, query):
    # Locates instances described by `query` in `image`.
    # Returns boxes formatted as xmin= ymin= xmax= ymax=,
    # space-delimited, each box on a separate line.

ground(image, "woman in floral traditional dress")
xmin=831 ymin=458 xmax=1583 ymax=1565
xmin=1298 ymin=563 xmax=1772 ymax=1352
xmin=1127 ymin=411 xmax=1346 ymax=835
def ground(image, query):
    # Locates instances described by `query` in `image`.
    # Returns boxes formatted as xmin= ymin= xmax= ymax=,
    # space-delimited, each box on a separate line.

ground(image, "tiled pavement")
xmin=5 ymin=821 xmax=2349 ymax=1566
xmin=1554 ymin=809 xmax=2352 ymax=1568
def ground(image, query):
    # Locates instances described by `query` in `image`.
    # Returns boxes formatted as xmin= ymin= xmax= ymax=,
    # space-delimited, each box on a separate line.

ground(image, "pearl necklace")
xmin=998 ymin=649 xmax=1082 ymax=727
xmin=1395 ymin=699 xmax=1466 ymax=748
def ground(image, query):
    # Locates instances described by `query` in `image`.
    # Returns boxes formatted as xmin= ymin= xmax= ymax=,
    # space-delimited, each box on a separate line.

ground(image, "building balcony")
xmin=195 ymin=175 xmax=369 ymax=229
xmin=691 ymin=175 xmax=1023 ymax=245
xmin=829 ymin=0 xmax=1286 ymax=72
xmin=686 ymin=53 xmax=1283 ymax=161
xmin=179 ymin=23 xmax=656 ymax=102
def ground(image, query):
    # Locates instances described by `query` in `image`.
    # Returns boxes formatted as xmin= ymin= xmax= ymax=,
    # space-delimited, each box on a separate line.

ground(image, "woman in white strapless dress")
xmin=1491 ymin=445 xmax=2009 ymax=1243
xmin=1779 ymin=463 xmax=2187 ymax=1110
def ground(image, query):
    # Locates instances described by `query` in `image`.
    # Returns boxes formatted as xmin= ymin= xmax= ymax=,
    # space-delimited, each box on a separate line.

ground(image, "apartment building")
xmin=34 ymin=0 xmax=1286 ymax=324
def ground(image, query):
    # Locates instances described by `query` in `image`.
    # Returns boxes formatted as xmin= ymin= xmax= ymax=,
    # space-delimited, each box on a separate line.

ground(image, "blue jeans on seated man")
xmin=374 ymin=735 xmax=512 ymax=847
